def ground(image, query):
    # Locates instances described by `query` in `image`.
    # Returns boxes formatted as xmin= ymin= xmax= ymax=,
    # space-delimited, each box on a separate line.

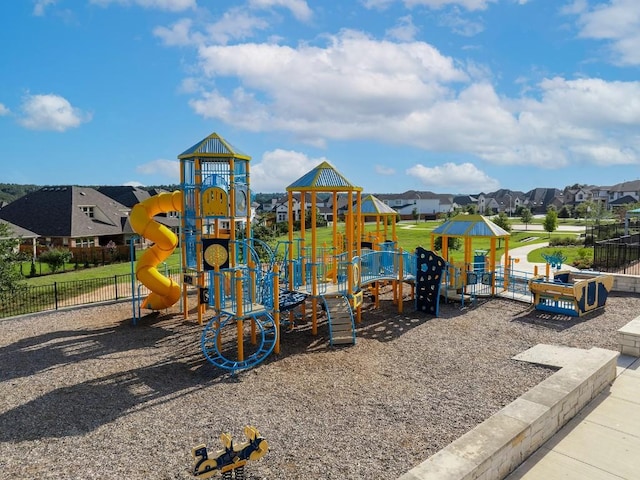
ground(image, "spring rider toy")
xmin=191 ymin=426 xmax=269 ymax=479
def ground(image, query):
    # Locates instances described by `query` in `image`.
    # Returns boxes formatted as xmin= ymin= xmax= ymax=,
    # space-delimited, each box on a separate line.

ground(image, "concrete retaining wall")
xmin=610 ymin=273 xmax=640 ymax=294
xmin=398 ymin=346 xmax=618 ymax=480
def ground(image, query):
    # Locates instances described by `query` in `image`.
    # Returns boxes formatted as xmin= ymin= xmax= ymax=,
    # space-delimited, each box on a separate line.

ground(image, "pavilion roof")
xmin=360 ymin=194 xmax=398 ymax=216
xmin=287 ymin=161 xmax=362 ymax=192
xmin=178 ymin=132 xmax=251 ymax=160
xmin=431 ymin=214 xmax=510 ymax=237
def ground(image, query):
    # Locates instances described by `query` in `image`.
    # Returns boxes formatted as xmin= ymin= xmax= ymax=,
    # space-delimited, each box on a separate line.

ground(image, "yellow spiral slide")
xmin=129 ymin=191 xmax=183 ymax=310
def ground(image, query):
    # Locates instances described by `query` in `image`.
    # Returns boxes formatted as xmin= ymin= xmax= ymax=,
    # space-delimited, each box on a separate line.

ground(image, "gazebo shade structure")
xmin=430 ymin=214 xmax=510 ymax=287
xmin=287 ymin=161 xmax=357 ymax=191
xmin=359 ymin=194 xmax=399 ymax=245
xmin=286 ymin=161 xmax=363 ymax=334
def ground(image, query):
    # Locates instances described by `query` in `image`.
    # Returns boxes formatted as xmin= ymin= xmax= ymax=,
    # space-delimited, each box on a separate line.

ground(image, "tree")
xmin=492 ymin=212 xmax=512 ymax=232
xmin=575 ymin=200 xmax=597 ymax=224
xmin=38 ymin=247 xmax=73 ymax=274
xmin=520 ymin=208 xmax=533 ymax=231
xmin=492 ymin=212 xmax=511 ymax=248
xmin=543 ymin=209 xmax=558 ymax=238
xmin=434 ymin=236 xmax=462 ymax=252
xmin=0 ymin=223 xmax=25 ymax=294
xmin=412 ymin=207 xmax=419 ymax=224
xmin=558 ymin=205 xmax=572 ymax=219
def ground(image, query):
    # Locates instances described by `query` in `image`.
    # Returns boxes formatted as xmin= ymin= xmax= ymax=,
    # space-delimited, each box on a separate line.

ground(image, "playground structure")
xmin=191 ymin=425 xmax=268 ymax=479
xmin=128 ymin=133 xmax=452 ymax=373
xmin=129 ymin=131 xmax=614 ymax=374
xmin=529 ymin=270 xmax=614 ymax=317
xmin=429 ymin=214 xmax=515 ymax=305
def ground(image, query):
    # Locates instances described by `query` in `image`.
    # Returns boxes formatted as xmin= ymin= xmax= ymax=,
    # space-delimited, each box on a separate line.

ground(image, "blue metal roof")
xmin=432 ymin=214 xmax=510 ymax=237
xmin=178 ymin=132 xmax=251 ymax=160
xmin=361 ymin=195 xmax=398 ymax=216
xmin=287 ymin=161 xmax=362 ymax=191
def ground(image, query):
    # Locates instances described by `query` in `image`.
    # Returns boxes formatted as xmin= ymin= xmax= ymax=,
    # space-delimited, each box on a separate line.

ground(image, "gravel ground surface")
xmin=1 ymin=289 xmax=638 ymax=480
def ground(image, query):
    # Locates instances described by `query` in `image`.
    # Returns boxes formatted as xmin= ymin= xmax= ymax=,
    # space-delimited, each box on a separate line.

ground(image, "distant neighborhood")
xmin=0 ymin=180 xmax=639 ymax=252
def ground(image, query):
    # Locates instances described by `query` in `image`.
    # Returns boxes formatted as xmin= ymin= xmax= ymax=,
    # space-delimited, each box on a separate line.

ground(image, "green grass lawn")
xmin=19 ymin=217 xmax=590 ymax=287
xmin=22 ymin=251 xmax=183 ymax=286
xmin=272 ymin=221 xmax=565 ymax=260
xmin=527 ymin=245 xmax=593 ymax=266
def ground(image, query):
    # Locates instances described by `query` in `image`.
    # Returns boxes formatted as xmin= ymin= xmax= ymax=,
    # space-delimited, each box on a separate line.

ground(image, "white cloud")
xmin=570 ymin=0 xmax=640 ymax=66
xmin=90 ymin=0 xmax=196 ymax=11
xmin=402 ymin=0 xmax=497 ymax=11
xmin=406 ymin=162 xmax=499 ymax=191
xmin=18 ymin=94 xmax=91 ymax=131
xmin=386 ymin=15 xmax=419 ymax=41
xmin=438 ymin=7 xmax=485 ymax=36
xmin=205 ymin=9 xmax=270 ymax=44
xmin=249 ymin=0 xmax=313 ymax=22
xmin=375 ymin=165 xmax=396 ymax=175
xmin=136 ymin=159 xmax=180 ymax=181
xmin=154 ymin=18 xmax=200 ymax=47
xmin=560 ymin=0 xmax=587 ymax=15
xmin=179 ymin=26 xmax=640 ymax=172
xmin=190 ymin=30 xmax=467 ymax=145
xmin=154 ymin=10 xmax=270 ymax=46
xmin=0 ymin=103 xmax=10 ymax=116
xmin=33 ymin=0 xmax=57 ymax=16
xmin=251 ymin=149 xmax=325 ymax=191
xmin=570 ymin=144 xmax=637 ymax=166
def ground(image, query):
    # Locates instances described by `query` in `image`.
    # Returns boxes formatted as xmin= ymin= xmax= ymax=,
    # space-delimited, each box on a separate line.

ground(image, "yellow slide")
xmin=130 ymin=191 xmax=183 ymax=310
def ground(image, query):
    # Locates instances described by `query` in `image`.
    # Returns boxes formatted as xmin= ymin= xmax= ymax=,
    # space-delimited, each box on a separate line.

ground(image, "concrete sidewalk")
xmin=507 ymin=355 xmax=640 ymax=479
xmin=501 ymin=242 xmax=579 ymax=276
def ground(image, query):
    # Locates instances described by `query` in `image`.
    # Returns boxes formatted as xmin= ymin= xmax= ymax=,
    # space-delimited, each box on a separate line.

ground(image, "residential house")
xmin=270 ymin=193 xmax=333 ymax=223
xmin=0 ymin=186 xmax=130 ymax=249
xmin=523 ymin=188 xmax=564 ymax=214
xmin=0 ymin=219 xmax=39 ymax=261
xmin=375 ymin=190 xmax=452 ymax=219
xmin=608 ymin=180 xmax=640 ymax=204
xmin=98 ymin=185 xmax=180 ymax=240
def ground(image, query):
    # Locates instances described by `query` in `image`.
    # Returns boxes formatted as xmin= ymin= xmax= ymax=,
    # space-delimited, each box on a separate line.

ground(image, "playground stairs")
xmin=323 ymin=294 xmax=356 ymax=346
xmin=201 ymin=311 xmax=278 ymax=373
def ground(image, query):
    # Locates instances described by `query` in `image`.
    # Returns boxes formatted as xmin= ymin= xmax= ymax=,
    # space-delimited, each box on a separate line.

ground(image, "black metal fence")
xmin=585 ymin=221 xmax=640 ymax=245
xmin=593 ymin=234 xmax=640 ymax=275
xmin=0 ymin=269 xmax=182 ymax=320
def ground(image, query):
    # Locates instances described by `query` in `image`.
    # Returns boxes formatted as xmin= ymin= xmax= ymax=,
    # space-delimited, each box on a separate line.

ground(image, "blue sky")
xmin=1 ymin=0 xmax=639 ymax=194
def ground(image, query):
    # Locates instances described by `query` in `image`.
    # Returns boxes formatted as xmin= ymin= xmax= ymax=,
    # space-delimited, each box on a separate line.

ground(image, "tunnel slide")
xmin=129 ymin=191 xmax=183 ymax=310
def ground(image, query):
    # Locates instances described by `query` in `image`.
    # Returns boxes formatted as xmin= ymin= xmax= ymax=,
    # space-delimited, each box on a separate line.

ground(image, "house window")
xmin=80 ymin=206 xmax=95 ymax=218
xmin=76 ymin=237 xmax=95 ymax=248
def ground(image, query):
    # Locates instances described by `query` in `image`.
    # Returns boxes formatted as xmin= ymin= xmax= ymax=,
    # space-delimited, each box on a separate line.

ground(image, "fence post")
xmin=114 ymin=275 xmax=119 ymax=299
xmin=54 ymin=282 xmax=59 ymax=310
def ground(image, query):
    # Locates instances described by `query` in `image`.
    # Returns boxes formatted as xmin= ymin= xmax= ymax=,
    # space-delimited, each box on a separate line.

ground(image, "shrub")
xmin=571 ymin=248 xmax=593 ymax=270
xmin=38 ymin=247 xmax=73 ymax=274
xmin=550 ymin=237 xmax=583 ymax=247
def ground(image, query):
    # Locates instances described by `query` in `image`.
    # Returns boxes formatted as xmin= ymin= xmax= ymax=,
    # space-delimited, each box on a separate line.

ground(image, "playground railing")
xmin=0 ymin=269 xmax=181 ymax=320
xmin=494 ymin=264 xmax=535 ymax=301
xmin=400 ymin=251 xmax=416 ymax=280
xmin=208 ymin=266 xmax=269 ymax=315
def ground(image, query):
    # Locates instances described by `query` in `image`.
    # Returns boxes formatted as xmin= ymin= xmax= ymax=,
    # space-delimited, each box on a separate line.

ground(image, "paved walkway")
xmin=501 ymin=237 xmax=640 ymax=479
xmin=507 ymin=355 xmax=640 ymax=479
xmin=500 ymin=241 xmax=580 ymax=276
